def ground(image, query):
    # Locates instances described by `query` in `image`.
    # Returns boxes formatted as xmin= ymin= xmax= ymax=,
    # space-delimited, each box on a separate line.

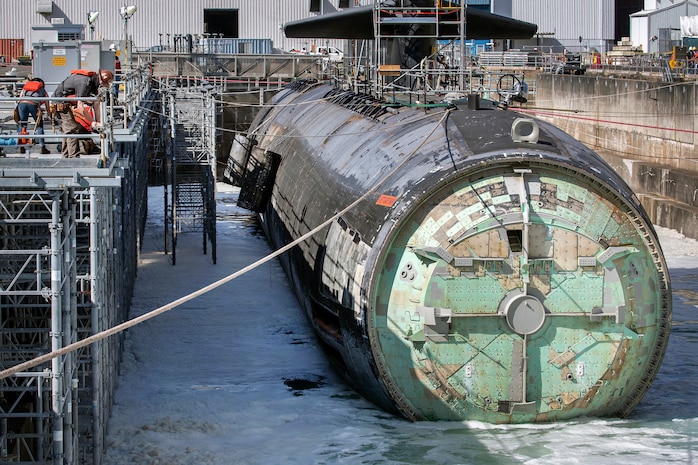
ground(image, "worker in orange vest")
xmin=52 ymin=69 xmax=113 ymax=158
xmin=17 ymin=76 xmax=50 ymax=154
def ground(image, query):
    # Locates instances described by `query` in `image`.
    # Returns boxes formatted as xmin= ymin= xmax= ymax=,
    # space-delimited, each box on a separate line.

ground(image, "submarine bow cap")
xmin=283 ymin=4 xmax=537 ymax=40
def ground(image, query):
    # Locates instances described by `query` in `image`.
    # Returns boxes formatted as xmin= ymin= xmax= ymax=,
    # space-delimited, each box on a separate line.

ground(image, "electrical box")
xmin=32 ymin=42 xmax=81 ymax=95
xmin=31 ymin=41 xmax=114 ymax=95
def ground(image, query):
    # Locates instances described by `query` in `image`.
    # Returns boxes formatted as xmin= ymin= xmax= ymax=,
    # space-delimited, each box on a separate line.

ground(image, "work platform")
xmin=0 ymin=67 xmax=218 ymax=465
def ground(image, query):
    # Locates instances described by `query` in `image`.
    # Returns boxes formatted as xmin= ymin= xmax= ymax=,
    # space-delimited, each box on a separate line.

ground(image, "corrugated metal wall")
xmin=512 ymin=0 xmax=616 ymax=52
xmin=649 ymin=4 xmax=698 ymax=37
xmin=0 ymin=1 xmax=686 ymax=60
xmin=0 ymin=0 xmax=356 ymax=57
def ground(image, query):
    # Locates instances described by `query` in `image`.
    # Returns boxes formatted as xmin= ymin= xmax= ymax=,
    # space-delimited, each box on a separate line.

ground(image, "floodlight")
xmin=120 ymin=5 xmax=138 ymax=69
xmin=87 ymin=11 xmax=100 ymax=25
xmin=120 ymin=5 xmax=137 ymax=19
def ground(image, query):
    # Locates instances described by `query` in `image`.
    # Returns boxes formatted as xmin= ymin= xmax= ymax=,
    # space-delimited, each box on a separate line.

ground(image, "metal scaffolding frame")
xmin=0 ymin=183 xmax=119 ymax=465
xmin=372 ymin=0 xmax=469 ymax=95
xmin=157 ymin=78 xmax=218 ymax=266
xmin=0 ymin=53 xmax=250 ymax=465
xmin=0 ymin=67 xmax=155 ymax=465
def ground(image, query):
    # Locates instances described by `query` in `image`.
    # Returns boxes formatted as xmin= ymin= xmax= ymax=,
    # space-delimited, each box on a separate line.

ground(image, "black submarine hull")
xmin=226 ymin=80 xmax=671 ymax=422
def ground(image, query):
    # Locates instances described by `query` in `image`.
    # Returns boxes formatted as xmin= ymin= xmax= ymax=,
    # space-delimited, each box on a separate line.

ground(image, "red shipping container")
xmin=0 ymin=39 xmax=25 ymax=64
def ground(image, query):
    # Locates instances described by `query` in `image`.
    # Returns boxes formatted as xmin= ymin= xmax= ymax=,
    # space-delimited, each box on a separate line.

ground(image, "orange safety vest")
xmin=70 ymin=69 xmax=97 ymax=77
xmin=23 ymin=80 xmax=44 ymax=93
xmin=71 ymin=105 xmax=95 ymax=132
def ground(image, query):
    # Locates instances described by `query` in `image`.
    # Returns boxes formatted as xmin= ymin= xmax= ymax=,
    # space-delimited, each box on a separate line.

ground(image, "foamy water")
xmin=103 ymin=185 xmax=698 ymax=465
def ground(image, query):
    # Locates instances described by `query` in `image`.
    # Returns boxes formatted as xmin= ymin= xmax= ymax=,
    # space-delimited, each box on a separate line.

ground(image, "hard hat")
xmin=99 ymin=69 xmax=114 ymax=85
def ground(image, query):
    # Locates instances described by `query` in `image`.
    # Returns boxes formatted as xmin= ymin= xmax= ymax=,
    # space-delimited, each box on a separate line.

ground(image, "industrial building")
xmin=629 ymin=0 xmax=698 ymax=53
xmin=510 ymin=0 xmax=698 ymax=54
xmin=0 ymin=1 xmax=695 ymax=64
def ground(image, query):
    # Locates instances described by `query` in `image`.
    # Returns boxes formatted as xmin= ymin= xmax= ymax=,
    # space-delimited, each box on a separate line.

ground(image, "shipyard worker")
xmin=110 ymin=44 xmax=121 ymax=100
xmin=113 ymin=55 xmax=121 ymax=99
xmin=52 ymin=69 xmax=114 ymax=158
xmin=16 ymin=76 xmax=50 ymax=154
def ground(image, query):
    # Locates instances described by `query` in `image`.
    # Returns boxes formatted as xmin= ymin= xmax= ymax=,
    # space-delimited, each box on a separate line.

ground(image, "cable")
xmin=0 ymin=108 xmax=451 ymax=381
xmin=517 ymin=107 xmax=698 ymax=136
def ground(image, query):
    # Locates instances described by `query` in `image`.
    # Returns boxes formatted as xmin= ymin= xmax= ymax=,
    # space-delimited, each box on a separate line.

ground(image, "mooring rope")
xmin=0 ymin=107 xmax=451 ymax=381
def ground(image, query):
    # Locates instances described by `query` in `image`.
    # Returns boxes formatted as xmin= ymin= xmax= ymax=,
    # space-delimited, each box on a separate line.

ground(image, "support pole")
xmin=90 ymin=188 xmax=103 ymax=465
xmin=49 ymin=193 xmax=64 ymax=465
xmin=63 ymin=191 xmax=76 ymax=465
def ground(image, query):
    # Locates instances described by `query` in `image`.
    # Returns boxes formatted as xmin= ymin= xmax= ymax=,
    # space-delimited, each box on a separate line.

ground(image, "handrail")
xmin=0 ymin=65 xmax=153 ymax=161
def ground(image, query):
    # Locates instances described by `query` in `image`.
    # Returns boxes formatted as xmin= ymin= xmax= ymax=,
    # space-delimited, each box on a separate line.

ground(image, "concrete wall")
xmin=534 ymin=73 xmax=698 ymax=238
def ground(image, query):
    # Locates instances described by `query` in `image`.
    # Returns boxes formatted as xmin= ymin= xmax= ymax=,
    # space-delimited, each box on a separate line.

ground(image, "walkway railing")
xmin=0 ymin=65 xmax=156 ymax=161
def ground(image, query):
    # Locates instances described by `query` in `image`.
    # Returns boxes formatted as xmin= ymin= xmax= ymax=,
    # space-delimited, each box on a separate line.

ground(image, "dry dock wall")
xmin=534 ymin=74 xmax=698 ymax=239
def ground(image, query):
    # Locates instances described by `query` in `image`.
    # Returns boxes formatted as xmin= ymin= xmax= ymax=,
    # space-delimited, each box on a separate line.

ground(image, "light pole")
xmin=120 ymin=5 xmax=137 ymax=68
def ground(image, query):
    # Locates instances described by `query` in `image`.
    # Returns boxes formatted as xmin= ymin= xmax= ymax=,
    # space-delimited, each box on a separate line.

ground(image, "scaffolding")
xmin=0 ymin=66 xmax=155 ymax=465
xmin=373 ymin=0 xmax=467 ymax=95
xmin=0 ymin=63 xmax=220 ymax=463
xmin=158 ymin=78 xmax=218 ymax=266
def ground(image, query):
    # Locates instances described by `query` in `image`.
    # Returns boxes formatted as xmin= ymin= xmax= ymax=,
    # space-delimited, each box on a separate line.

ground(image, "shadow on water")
xmin=283 ymin=375 xmax=326 ymax=396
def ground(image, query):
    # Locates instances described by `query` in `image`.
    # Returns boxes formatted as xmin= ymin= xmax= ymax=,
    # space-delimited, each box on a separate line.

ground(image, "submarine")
xmin=224 ymin=1 xmax=671 ymax=423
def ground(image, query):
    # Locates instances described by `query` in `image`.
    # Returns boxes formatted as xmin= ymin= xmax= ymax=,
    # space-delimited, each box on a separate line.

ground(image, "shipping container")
xmin=0 ymin=38 xmax=25 ymax=63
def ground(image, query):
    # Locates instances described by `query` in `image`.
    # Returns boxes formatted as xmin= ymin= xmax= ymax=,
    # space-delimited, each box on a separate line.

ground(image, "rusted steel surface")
xmin=227 ymin=80 xmax=671 ymax=423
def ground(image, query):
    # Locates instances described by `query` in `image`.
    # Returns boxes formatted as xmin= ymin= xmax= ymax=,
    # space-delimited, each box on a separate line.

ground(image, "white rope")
xmin=0 ymin=107 xmax=451 ymax=381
